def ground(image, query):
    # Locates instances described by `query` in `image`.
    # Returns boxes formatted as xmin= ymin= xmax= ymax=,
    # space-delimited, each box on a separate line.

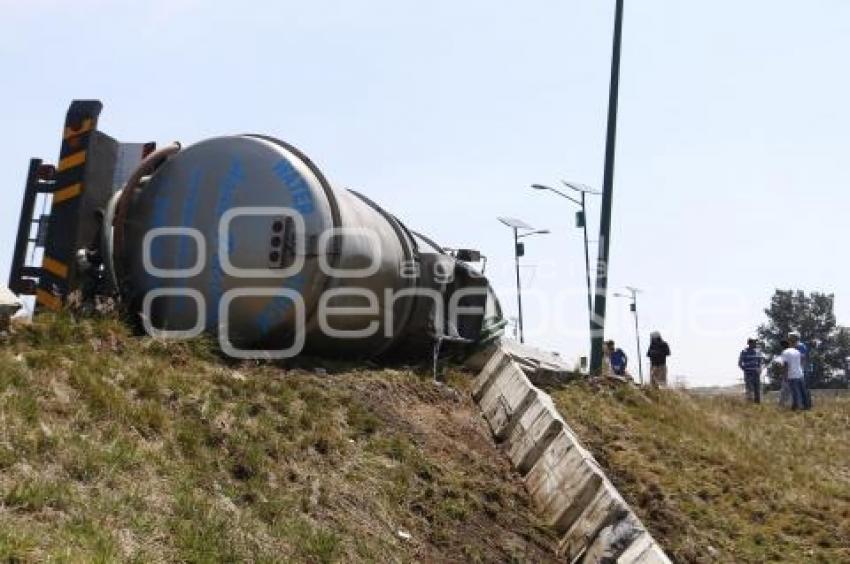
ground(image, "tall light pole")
xmin=614 ymin=286 xmax=643 ymax=384
xmin=531 ymin=182 xmax=600 ymax=354
xmin=590 ymin=0 xmax=626 ymax=373
xmin=498 ymin=217 xmax=548 ymax=344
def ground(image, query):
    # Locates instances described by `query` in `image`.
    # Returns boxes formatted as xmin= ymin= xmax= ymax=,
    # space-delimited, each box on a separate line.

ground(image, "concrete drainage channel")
xmin=467 ymin=345 xmax=671 ymax=563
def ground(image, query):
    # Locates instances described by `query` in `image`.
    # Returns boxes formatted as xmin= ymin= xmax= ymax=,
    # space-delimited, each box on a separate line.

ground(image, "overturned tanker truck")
xmin=8 ymin=101 xmax=674 ymax=563
xmin=8 ymin=100 xmax=506 ymax=360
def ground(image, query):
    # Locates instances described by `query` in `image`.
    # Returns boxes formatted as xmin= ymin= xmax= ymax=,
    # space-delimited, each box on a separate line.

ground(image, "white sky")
xmin=2 ymin=0 xmax=848 ymax=386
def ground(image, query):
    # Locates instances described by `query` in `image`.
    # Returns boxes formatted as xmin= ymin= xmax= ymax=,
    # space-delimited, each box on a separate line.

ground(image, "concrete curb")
xmin=469 ymin=346 xmax=671 ymax=563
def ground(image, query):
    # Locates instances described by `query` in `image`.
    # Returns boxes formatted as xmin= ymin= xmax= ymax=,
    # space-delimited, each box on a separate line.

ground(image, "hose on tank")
xmin=111 ymin=141 xmax=181 ymax=294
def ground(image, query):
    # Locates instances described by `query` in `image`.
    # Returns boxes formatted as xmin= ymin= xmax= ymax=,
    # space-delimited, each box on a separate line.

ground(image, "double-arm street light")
xmin=531 ymin=0 xmax=625 ymax=371
xmin=498 ymin=217 xmax=549 ymax=344
xmin=531 ymin=182 xmax=600 ymax=356
xmin=613 ymin=286 xmax=643 ymax=384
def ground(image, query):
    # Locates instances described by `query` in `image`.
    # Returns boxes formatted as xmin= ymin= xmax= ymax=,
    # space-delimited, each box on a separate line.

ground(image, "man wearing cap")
xmin=647 ymin=331 xmax=671 ymax=387
xmin=738 ymin=338 xmax=763 ymax=403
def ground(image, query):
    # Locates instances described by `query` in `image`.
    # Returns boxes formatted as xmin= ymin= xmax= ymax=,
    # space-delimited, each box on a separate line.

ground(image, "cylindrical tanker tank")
xmin=112 ymin=135 xmax=500 ymax=358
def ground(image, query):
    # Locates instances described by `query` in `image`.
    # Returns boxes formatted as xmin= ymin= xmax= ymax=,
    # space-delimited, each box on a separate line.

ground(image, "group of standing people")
xmin=602 ymin=331 xmax=815 ymax=408
xmin=738 ymin=333 xmax=812 ymax=410
xmin=604 ymin=331 xmax=672 ymax=388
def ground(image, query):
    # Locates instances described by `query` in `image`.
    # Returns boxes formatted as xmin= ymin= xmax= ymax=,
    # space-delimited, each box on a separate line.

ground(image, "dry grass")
xmin=550 ymin=381 xmax=850 ymax=563
xmin=0 ymin=314 xmax=557 ymax=562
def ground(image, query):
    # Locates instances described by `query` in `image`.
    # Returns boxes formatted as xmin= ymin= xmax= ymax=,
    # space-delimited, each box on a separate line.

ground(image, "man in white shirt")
xmin=789 ymin=333 xmax=813 ymax=410
xmin=780 ymin=339 xmax=806 ymax=410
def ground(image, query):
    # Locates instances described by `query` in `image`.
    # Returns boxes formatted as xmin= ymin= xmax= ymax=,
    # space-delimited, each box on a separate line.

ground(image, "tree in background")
xmin=758 ymin=290 xmax=850 ymax=389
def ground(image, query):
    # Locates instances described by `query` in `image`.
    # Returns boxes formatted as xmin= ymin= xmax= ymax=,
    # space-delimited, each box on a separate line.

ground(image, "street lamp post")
xmin=513 ymin=227 xmax=524 ymax=343
xmin=531 ymin=182 xmax=600 ymax=355
xmin=498 ymin=217 xmax=549 ymax=344
xmin=614 ymin=286 xmax=643 ymax=384
xmin=590 ymin=0 xmax=626 ymax=373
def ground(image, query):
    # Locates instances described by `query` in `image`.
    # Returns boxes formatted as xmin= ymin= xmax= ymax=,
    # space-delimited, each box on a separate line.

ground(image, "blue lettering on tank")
xmin=272 ymin=159 xmax=315 ymax=215
xmin=261 ymin=159 xmax=314 ymax=338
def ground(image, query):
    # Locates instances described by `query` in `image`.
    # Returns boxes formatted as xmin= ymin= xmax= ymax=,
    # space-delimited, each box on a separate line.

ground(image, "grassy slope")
xmin=0 ymin=315 xmax=557 ymax=563
xmin=551 ymin=382 xmax=850 ymax=563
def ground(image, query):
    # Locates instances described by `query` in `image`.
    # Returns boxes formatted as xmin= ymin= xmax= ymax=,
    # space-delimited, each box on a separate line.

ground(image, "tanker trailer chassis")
xmin=8 ymin=100 xmax=506 ymax=362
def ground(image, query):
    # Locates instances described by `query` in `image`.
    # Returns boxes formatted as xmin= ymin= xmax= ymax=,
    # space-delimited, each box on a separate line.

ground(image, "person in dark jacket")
xmin=607 ymin=340 xmax=628 ymax=376
xmin=647 ymin=331 xmax=670 ymax=387
xmin=738 ymin=338 xmax=763 ymax=403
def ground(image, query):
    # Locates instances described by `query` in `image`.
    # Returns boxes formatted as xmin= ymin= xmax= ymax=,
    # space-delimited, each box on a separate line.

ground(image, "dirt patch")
xmin=345 ymin=377 xmax=558 ymax=562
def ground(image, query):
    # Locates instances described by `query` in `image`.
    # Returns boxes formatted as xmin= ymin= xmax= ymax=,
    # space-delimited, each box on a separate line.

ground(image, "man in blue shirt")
xmin=738 ymin=338 xmax=763 ymax=403
xmin=789 ymin=333 xmax=812 ymax=410
xmin=607 ymin=340 xmax=628 ymax=377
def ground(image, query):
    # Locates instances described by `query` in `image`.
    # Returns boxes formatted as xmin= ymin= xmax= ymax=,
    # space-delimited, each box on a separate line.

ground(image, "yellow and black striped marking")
xmin=52 ymin=182 xmax=83 ymax=205
xmin=35 ymin=99 xmax=105 ymax=313
xmin=35 ymin=288 xmax=61 ymax=311
xmin=41 ymin=256 xmax=69 ymax=279
xmin=57 ymin=150 xmax=86 ymax=172
xmin=63 ymin=117 xmax=94 ymax=140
